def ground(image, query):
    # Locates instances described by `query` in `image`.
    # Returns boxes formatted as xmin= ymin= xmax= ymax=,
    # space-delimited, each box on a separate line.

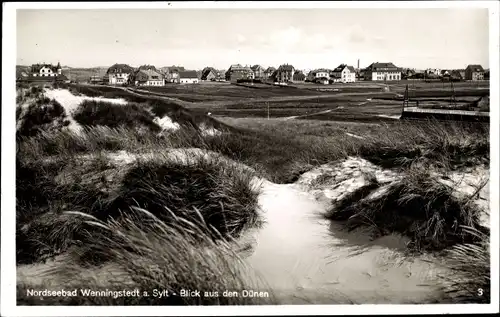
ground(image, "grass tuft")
xmin=73 ymin=100 xmax=161 ymax=132
xmin=17 ymin=209 xmax=276 ymax=305
xmin=326 ymin=168 xmax=488 ymax=251
xmin=440 ymin=226 xmax=490 ymax=303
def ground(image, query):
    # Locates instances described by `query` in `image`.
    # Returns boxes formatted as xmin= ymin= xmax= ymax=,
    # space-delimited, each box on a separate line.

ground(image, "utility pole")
xmin=267 ymin=102 xmax=270 ymax=120
xmin=450 ymin=81 xmax=457 ymax=107
xmin=403 ymin=84 xmax=409 ymax=110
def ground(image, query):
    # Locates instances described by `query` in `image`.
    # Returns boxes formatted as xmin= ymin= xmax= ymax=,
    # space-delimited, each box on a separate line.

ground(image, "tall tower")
xmin=57 ymin=61 xmax=62 ymax=75
xmin=357 ymin=59 xmax=360 ymax=70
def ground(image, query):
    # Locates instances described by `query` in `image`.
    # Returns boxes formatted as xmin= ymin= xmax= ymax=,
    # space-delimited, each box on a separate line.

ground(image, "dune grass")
xmin=16 ymin=146 xmax=260 ymax=265
xmin=16 ymin=117 xmax=489 ymax=184
xmin=73 ymin=100 xmax=161 ymax=132
xmin=16 ymin=98 xmax=70 ymax=138
xmin=440 ymin=226 xmax=490 ymax=303
xmin=17 ymin=208 xmax=276 ymax=305
xmin=325 ymin=167 xmax=488 ymax=251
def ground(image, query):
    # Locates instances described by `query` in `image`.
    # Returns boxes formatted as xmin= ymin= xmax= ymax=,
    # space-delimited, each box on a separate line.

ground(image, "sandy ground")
xmin=153 ymin=116 xmax=181 ymax=132
xmin=377 ymin=114 xmax=402 ymax=119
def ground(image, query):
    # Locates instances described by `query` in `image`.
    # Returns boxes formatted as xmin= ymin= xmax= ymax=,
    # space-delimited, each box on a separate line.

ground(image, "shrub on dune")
xmin=17 ymin=99 xmax=70 ymax=138
xmin=73 ymin=100 xmax=161 ymax=132
xmin=102 ymin=154 xmax=260 ymax=239
xmin=325 ymin=168 xmax=488 ymax=251
xmin=16 ymin=149 xmax=260 ymax=265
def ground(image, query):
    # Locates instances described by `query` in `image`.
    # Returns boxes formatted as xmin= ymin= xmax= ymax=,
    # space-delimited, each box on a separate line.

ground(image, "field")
xmin=111 ymin=81 xmax=490 ymax=122
xmin=14 ymin=80 xmax=491 ymax=305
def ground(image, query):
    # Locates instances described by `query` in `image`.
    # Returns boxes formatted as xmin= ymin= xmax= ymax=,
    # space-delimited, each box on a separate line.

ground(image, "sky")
xmin=16 ymin=8 xmax=489 ymax=70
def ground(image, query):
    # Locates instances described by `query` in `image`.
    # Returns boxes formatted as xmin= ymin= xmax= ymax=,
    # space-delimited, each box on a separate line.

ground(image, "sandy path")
xmin=283 ymin=108 xmax=335 ymax=121
xmin=241 ymin=179 xmax=447 ymax=304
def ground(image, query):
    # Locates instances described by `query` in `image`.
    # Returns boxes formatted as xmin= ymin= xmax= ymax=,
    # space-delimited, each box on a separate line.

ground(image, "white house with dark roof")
xmin=308 ymin=68 xmax=330 ymax=84
xmin=363 ymin=62 xmax=402 ymax=81
xmin=104 ymin=63 xmax=135 ymax=85
xmin=30 ymin=62 xmax=62 ymax=77
xmin=331 ymin=64 xmax=357 ymax=83
xmin=178 ymin=70 xmax=199 ymax=84
xmin=132 ymin=68 xmax=164 ymax=86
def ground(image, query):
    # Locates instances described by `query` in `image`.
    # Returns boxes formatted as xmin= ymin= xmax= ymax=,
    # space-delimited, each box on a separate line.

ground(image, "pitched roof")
xmin=251 ymin=65 xmax=264 ymax=71
xmin=138 ymin=65 xmax=157 ymax=71
xmin=278 ymin=64 xmax=294 ymax=72
xmin=312 ymin=68 xmax=330 ymax=73
xmin=179 ymin=70 xmax=198 ymax=79
xmin=366 ymin=62 xmax=400 ymax=71
xmin=466 ymin=64 xmax=484 ymax=72
xmin=107 ymin=63 xmax=135 ymax=74
xmin=265 ymin=67 xmax=276 ymax=73
xmin=30 ymin=63 xmax=60 ymax=73
xmin=201 ymin=67 xmax=219 ymax=79
xmin=333 ymin=65 xmax=356 ymax=73
xmin=134 ymin=69 xmax=163 ymax=81
xmin=228 ymin=64 xmax=253 ymax=73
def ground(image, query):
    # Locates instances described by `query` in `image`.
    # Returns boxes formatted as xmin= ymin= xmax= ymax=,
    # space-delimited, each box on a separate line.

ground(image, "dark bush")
xmin=73 ymin=100 xmax=161 ymax=132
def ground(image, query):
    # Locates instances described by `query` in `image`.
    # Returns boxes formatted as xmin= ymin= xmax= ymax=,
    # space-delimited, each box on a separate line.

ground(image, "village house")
xmin=162 ymin=66 xmax=186 ymax=83
xmin=22 ymin=62 xmax=70 ymax=83
xmin=225 ymin=64 xmax=254 ymax=82
xmin=331 ymin=64 xmax=357 ymax=83
xmin=307 ymin=69 xmax=330 ymax=84
xmin=425 ymin=68 xmax=442 ymax=76
xmin=465 ymin=64 xmax=485 ymax=81
xmin=448 ymin=70 xmax=464 ymax=81
xmin=292 ymin=71 xmax=306 ymax=83
xmin=30 ymin=62 xmax=62 ymax=77
xmin=178 ymin=70 xmax=199 ymax=84
xmin=104 ymin=63 xmax=135 ymax=85
xmin=251 ymin=65 xmax=265 ymax=79
xmin=440 ymin=70 xmax=451 ymax=77
xmin=201 ymin=67 xmax=221 ymax=81
xmin=363 ymin=62 xmax=402 ymax=81
xmin=275 ymin=64 xmax=295 ymax=83
xmin=131 ymin=66 xmax=164 ymax=86
xmin=264 ymin=67 xmax=277 ymax=81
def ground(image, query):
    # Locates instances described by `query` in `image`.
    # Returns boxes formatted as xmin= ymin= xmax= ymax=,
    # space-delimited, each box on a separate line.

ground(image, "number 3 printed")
xmin=478 ymin=288 xmax=483 ymax=296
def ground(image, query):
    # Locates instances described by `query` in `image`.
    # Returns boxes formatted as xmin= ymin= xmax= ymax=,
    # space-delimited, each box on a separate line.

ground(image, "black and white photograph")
xmin=1 ymin=1 xmax=499 ymax=316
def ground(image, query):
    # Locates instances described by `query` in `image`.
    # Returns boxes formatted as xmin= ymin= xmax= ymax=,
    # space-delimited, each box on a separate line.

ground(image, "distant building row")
xmin=405 ymin=65 xmax=489 ymax=81
xmin=102 ymin=64 xmax=201 ymax=86
xmin=100 ymin=62 xmax=399 ymax=86
xmin=24 ymin=61 xmax=484 ymax=86
xmin=223 ymin=63 xmax=359 ymax=84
